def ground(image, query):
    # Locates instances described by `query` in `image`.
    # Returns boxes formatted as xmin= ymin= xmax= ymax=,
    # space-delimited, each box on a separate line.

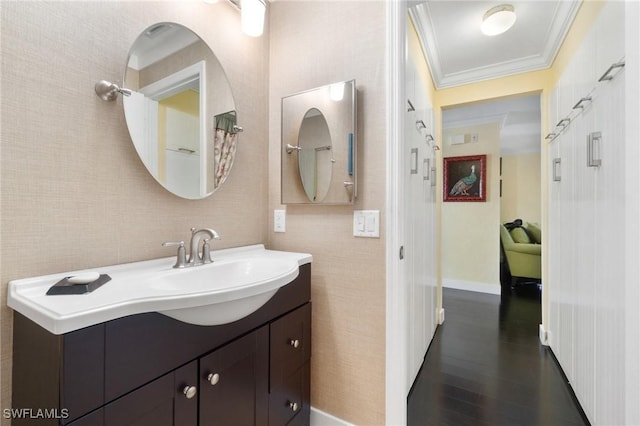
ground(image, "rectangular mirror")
xmin=281 ymin=80 xmax=357 ymax=204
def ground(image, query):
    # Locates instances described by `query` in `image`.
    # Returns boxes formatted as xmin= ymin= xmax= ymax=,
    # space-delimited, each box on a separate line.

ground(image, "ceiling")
xmin=410 ymin=1 xmax=582 ymax=89
xmin=410 ymin=1 xmax=581 ymax=154
xmin=442 ymin=94 xmax=541 ymax=155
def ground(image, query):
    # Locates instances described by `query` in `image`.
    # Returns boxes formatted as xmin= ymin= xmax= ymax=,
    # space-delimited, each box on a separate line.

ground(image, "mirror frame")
xmin=281 ymin=79 xmax=357 ymax=205
xmin=123 ymin=22 xmax=237 ymax=200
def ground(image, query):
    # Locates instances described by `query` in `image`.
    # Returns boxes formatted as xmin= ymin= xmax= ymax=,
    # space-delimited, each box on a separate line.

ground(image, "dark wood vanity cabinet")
xmin=12 ymin=264 xmax=311 ymax=426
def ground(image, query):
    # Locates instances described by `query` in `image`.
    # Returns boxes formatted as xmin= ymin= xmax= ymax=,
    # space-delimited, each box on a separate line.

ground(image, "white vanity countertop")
xmin=8 ymin=245 xmax=312 ymax=335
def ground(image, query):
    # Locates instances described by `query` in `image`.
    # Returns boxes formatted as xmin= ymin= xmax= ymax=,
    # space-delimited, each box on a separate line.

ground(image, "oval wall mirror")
xmin=281 ymin=80 xmax=357 ymax=205
xmin=123 ymin=22 xmax=237 ymax=199
xmin=297 ymin=108 xmax=333 ymax=202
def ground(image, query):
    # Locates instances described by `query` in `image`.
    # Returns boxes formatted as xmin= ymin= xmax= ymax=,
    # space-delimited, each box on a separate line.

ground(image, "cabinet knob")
xmin=207 ymin=373 xmax=220 ymax=385
xmin=183 ymin=385 xmax=197 ymax=399
xmin=288 ymin=339 xmax=300 ymax=349
xmin=288 ymin=401 xmax=299 ymax=412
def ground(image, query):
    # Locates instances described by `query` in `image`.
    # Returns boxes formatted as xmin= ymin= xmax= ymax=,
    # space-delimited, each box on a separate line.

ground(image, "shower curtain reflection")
xmin=212 ymin=111 xmax=238 ymax=189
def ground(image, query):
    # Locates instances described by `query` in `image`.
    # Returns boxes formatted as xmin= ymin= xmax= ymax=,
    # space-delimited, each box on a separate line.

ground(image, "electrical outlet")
xmin=274 ymin=210 xmax=286 ymax=233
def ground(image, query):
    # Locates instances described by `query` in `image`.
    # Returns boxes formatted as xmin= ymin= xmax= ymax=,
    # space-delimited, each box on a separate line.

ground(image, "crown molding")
xmin=410 ymin=1 xmax=581 ymax=89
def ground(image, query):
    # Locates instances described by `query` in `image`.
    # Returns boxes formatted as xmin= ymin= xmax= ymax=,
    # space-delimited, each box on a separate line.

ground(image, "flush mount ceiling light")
xmin=481 ymin=4 xmax=516 ymax=36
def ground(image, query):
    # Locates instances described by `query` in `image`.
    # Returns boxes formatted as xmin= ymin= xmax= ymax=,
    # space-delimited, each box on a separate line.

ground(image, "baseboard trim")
xmin=311 ymin=407 xmax=354 ymax=426
xmin=442 ymin=279 xmax=501 ymax=295
xmin=539 ymin=324 xmax=549 ymax=346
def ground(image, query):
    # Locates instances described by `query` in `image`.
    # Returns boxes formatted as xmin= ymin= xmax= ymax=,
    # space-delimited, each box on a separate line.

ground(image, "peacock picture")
xmin=449 ymin=164 xmax=477 ymax=196
xmin=444 ymin=155 xmax=486 ymax=202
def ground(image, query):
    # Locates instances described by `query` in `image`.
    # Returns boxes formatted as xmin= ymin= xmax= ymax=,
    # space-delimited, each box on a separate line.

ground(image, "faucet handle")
xmin=202 ymin=239 xmax=213 ymax=264
xmin=162 ymin=241 xmax=187 ymax=269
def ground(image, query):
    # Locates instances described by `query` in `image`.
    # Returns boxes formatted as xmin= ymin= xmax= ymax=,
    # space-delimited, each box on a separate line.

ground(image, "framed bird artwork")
xmin=443 ymin=154 xmax=487 ymax=202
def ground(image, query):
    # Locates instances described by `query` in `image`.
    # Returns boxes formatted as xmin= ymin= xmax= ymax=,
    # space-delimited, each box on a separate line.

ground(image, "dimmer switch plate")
xmin=353 ymin=210 xmax=379 ymax=238
xmin=274 ymin=210 xmax=286 ymax=233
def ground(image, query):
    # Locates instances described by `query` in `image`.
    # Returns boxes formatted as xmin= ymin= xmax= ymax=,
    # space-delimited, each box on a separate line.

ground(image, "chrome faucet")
xmin=163 ymin=228 xmax=221 ymax=269
xmin=188 ymin=228 xmax=221 ymax=266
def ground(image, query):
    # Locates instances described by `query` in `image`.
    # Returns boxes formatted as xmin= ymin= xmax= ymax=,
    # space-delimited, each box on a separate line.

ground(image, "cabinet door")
xmin=66 ymin=409 xmax=103 ymax=426
xmin=269 ymin=304 xmax=311 ymax=426
xmin=199 ymin=326 xmax=269 ymax=426
xmin=104 ymin=361 xmax=197 ymax=426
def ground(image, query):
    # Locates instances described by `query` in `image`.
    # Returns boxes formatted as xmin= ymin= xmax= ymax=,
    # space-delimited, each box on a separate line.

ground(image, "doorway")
xmin=440 ymin=94 xmax=542 ymax=295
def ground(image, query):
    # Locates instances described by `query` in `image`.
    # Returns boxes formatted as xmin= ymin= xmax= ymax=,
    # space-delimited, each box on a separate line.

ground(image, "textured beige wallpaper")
xmin=0 ymin=1 xmax=269 ymax=419
xmin=268 ymin=2 xmax=387 ymax=424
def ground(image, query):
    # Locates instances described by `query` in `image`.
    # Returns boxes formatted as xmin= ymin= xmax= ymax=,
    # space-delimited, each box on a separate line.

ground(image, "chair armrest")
xmin=507 ymin=243 xmax=541 ymax=256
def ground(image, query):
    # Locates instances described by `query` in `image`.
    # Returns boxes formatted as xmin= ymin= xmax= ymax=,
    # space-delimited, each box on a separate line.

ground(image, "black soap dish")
xmin=46 ymin=274 xmax=111 ymax=295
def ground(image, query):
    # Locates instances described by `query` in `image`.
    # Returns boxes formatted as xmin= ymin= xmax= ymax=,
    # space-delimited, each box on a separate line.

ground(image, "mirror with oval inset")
xmin=282 ymin=80 xmax=356 ymax=204
xmin=297 ymin=108 xmax=333 ymax=202
xmin=123 ymin=22 xmax=238 ymax=199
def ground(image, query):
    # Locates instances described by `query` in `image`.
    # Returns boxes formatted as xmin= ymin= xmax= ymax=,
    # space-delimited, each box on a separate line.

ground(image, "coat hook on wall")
xmin=95 ymin=80 xmax=132 ymax=101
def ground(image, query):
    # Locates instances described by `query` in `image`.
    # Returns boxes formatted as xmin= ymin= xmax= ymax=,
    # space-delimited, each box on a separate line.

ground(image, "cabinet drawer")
xmin=269 ymin=362 xmax=310 ymax=426
xmin=270 ymin=303 xmax=311 ymax=385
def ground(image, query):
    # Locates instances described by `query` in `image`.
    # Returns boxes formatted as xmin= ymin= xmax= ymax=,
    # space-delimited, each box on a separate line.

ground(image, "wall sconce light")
xmin=211 ymin=0 xmax=265 ymax=37
xmin=241 ymin=0 xmax=266 ymax=37
xmin=480 ymin=4 xmax=516 ymax=36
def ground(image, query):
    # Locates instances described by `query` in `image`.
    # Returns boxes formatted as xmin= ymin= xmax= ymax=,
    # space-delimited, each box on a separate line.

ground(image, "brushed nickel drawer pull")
xmin=207 ymin=373 xmax=220 ymax=385
xmin=288 ymin=339 xmax=300 ymax=349
xmin=183 ymin=385 xmax=197 ymax=399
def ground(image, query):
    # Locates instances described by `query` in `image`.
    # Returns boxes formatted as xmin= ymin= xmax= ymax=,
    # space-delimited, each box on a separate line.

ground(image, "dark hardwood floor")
xmin=407 ymin=285 xmax=590 ymax=426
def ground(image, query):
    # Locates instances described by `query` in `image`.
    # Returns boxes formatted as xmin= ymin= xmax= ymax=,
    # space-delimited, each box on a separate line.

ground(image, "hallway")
xmin=407 ymin=286 xmax=589 ymax=426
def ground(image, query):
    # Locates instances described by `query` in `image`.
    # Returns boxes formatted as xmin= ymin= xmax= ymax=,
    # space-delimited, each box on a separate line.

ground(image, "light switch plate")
xmin=353 ymin=210 xmax=380 ymax=238
xmin=274 ymin=210 xmax=286 ymax=233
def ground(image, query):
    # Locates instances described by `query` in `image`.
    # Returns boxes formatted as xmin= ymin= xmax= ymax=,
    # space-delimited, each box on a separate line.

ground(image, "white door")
xmin=405 ymin=57 xmax=438 ymax=390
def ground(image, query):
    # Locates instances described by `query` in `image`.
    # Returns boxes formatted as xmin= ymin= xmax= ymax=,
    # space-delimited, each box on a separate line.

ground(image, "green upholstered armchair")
xmin=500 ymin=223 xmax=541 ymax=285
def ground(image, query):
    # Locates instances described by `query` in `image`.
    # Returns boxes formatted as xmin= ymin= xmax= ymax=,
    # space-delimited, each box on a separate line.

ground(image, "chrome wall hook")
xmin=95 ymin=80 xmax=132 ymax=101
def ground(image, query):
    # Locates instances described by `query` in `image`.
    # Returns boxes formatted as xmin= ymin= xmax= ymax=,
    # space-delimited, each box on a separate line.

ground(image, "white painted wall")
xmin=500 ymin=153 xmax=541 ymax=224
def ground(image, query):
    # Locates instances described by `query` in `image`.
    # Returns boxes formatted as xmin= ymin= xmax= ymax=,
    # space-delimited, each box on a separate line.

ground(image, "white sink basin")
xmin=147 ymin=257 xmax=299 ymax=325
xmin=7 ymin=245 xmax=312 ymax=334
